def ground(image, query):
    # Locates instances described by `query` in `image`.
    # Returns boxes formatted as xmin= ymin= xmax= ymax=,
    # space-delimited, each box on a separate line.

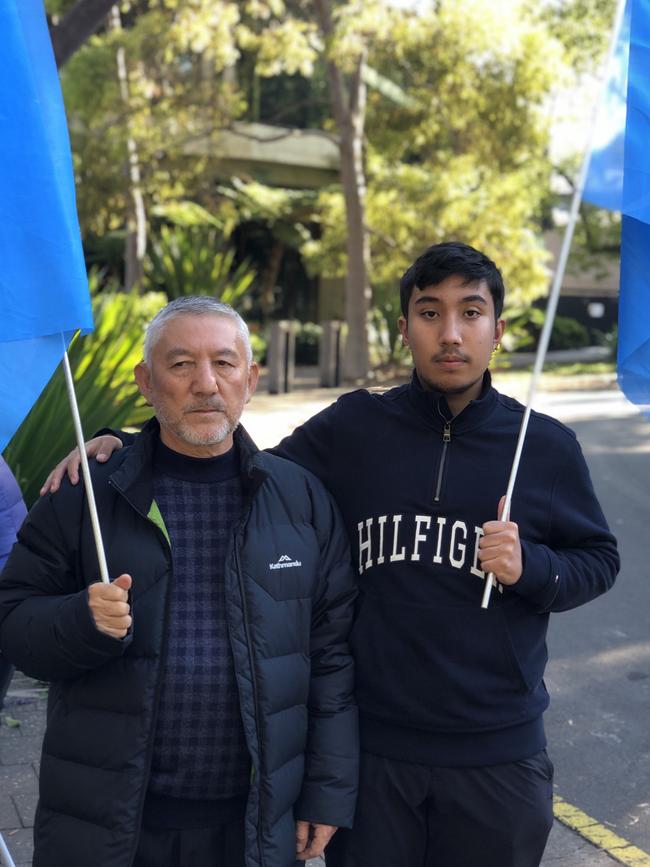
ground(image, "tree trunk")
xmin=50 ymin=0 xmax=117 ymax=68
xmin=111 ymin=8 xmax=147 ymax=290
xmin=259 ymin=238 xmax=286 ymax=318
xmin=314 ymin=0 xmax=371 ymax=382
xmin=337 ymin=74 xmax=371 ymax=382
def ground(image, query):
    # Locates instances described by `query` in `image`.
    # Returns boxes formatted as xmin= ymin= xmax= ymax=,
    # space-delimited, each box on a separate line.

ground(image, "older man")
xmin=0 ymin=297 xmax=358 ymax=867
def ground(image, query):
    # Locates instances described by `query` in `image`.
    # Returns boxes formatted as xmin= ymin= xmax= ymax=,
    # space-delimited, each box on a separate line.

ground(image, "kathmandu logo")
xmin=269 ymin=554 xmax=302 ymax=570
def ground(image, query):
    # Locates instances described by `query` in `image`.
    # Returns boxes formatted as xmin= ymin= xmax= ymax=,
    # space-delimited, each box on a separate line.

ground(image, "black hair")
xmin=399 ymin=241 xmax=505 ymax=318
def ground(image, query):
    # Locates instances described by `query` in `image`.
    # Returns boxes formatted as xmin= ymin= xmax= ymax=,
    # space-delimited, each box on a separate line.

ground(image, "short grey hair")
xmin=143 ymin=296 xmax=253 ymax=366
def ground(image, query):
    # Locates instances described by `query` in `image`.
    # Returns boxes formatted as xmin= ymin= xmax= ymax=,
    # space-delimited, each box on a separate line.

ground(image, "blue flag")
xmin=584 ymin=0 xmax=650 ymax=414
xmin=0 ymin=0 xmax=93 ymax=453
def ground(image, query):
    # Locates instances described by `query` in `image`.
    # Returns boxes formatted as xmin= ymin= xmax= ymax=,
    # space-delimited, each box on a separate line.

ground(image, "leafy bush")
xmin=145 ymin=224 xmax=255 ymax=307
xmin=4 ymin=287 xmax=165 ymax=506
xmin=501 ymin=306 xmax=545 ymax=352
xmin=548 ymin=316 xmax=591 ymax=350
xmin=503 ymin=309 xmax=590 ymax=353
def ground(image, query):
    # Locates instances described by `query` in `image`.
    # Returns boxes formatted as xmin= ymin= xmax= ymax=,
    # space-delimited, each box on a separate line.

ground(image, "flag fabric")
xmin=0 ymin=0 xmax=93 ymax=453
xmin=584 ymin=0 xmax=650 ymax=414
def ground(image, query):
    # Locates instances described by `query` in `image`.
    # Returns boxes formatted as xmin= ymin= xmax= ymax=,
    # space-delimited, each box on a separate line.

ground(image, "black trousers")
xmin=134 ymin=816 xmax=246 ymax=867
xmin=325 ymin=750 xmax=554 ymax=867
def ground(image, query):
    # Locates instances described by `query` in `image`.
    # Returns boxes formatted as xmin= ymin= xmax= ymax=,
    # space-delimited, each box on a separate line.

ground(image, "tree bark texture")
xmin=111 ymin=7 xmax=147 ymax=290
xmin=314 ymin=0 xmax=371 ymax=381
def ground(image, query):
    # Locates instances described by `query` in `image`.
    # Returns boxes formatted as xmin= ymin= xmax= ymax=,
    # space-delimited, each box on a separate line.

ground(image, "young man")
xmin=42 ymin=243 xmax=619 ymax=867
xmin=0 ymin=298 xmax=358 ymax=867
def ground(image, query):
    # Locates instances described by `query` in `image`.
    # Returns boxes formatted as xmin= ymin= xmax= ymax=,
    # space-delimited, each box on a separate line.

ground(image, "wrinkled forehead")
xmin=151 ymin=312 xmax=243 ymax=353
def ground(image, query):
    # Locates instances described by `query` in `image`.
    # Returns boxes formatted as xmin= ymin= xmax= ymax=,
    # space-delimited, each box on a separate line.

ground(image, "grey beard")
xmin=156 ymin=407 xmax=240 ymax=447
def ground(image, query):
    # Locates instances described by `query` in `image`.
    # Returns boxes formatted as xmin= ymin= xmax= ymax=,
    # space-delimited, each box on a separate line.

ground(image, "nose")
xmin=191 ymin=360 xmax=218 ymax=394
xmin=439 ymin=314 xmax=462 ymax=346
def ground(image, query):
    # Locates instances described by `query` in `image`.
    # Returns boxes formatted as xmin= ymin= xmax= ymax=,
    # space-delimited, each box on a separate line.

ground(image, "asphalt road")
xmin=534 ymin=389 xmax=650 ymax=857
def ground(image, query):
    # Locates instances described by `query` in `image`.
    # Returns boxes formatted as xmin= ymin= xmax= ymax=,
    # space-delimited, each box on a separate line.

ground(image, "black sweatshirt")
xmin=269 ymin=372 xmax=619 ymax=767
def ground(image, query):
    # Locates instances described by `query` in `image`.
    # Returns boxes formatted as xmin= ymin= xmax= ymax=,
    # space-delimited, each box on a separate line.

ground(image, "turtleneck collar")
xmin=153 ymin=435 xmax=240 ymax=483
xmin=406 ymin=368 xmax=498 ymax=432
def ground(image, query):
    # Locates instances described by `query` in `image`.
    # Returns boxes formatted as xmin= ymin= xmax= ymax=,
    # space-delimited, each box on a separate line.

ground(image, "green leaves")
xmin=3 ymin=283 xmax=166 ymax=507
xmin=144 ymin=224 xmax=255 ymax=303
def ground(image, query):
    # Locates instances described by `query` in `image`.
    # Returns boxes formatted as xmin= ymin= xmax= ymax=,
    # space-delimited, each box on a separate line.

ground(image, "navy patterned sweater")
xmin=145 ymin=438 xmax=250 ymax=825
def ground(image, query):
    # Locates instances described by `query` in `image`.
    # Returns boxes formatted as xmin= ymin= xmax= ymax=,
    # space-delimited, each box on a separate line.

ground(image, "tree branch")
xmin=313 ymin=0 xmax=350 ymax=125
xmin=50 ymin=0 xmax=117 ymax=69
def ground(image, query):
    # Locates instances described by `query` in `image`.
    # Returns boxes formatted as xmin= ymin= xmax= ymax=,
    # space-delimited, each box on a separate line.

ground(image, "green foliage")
xmin=368 ymin=300 xmax=409 ymax=366
xmin=505 ymin=311 xmax=592 ymax=354
xmin=4 ymin=284 xmax=166 ymax=506
xmin=549 ymin=316 xmax=591 ymax=350
xmin=54 ymin=0 xmax=614 ymax=361
xmin=144 ymin=224 xmax=255 ymax=305
xmin=501 ymin=305 xmax=545 ymax=352
xmin=537 ymin=0 xmax=616 ymax=73
xmin=59 ymin=2 xmax=245 ymax=236
xmin=248 ymin=326 xmax=268 ymax=364
xmin=302 ymin=0 xmax=557 ymax=314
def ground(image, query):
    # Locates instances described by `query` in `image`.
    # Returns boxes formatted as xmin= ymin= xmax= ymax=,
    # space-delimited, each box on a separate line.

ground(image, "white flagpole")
xmin=481 ymin=0 xmax=628 ymax=609
xmin=0 ymin=831 xmax=17 ymax=867
xmin=61 ymin=341 xmax=110 ymax=584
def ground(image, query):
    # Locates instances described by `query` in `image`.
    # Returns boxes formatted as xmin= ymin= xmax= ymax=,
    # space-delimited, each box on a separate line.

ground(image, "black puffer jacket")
xmin=0 ymin=420 xmax=358 ymax=867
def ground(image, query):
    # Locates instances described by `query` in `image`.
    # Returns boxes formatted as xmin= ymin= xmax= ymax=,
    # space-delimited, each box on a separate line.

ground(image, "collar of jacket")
xmin=406 ymin=369 xmax=499 ymax=433
xmin=108 ymin=417 xmax=269 ymax=516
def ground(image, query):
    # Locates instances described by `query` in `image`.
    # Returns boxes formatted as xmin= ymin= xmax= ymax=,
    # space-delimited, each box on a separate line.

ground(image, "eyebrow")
xmin=413 ymin=293 xmax=488 ymax=306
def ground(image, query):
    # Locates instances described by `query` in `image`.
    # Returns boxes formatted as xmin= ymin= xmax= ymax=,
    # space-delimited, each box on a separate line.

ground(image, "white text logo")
xmin=269 ymin=554 xmax=302 ymax=570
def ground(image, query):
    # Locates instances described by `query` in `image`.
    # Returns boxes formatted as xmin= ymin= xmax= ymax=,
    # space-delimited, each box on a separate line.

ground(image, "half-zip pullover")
xmin=272 ymin=371 xmax=619 ymax=767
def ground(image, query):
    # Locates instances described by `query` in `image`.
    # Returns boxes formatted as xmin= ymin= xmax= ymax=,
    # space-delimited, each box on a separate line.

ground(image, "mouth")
xmin=187 ymin=407 xmax=224 ymax=416
xmin=435 ymin=356 xmax=466 ymax=368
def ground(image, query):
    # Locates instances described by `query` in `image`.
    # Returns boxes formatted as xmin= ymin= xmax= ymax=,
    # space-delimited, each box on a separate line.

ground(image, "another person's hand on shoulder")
xmin=295 ymin=820 xmax=338 ymax=861
xmin=40 ymin=435 xmax=123 ymax=495
xmin=87 ymin=573 xmax=132 ymax=639
xmin=479 ymin=495 xmax=523 ymax=586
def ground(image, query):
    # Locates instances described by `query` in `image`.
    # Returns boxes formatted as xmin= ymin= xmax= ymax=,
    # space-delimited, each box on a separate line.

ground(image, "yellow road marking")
xmin=554 ymin=795 xmax=650 ymax=866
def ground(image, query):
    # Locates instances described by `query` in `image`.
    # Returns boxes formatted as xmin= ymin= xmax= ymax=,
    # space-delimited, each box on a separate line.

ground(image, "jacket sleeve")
xmin=294 ymin=481 xmax=359 ymax=829
xmin=511 ymin=437 xmax=619 ymax=613
xmin=0 ymin=491 xmax=130 ymax=681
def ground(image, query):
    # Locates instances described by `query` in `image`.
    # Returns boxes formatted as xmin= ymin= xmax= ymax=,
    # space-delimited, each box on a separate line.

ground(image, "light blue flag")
xmin=583 ymin=0 xmax=650 ymax=415
xmin=0 ymin=0 xmax=93 ymax=453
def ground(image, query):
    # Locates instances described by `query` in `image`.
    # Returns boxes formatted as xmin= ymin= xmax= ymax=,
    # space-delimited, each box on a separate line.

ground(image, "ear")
xmin=245 ymin=362 xmax=260 ymax=405
xmin=494 ymin=319 xmax=505 ymax=344
xmin=134 ymin=362 xmax=152 ymax=403
xmin=398 ymin=315 xmax=409 ymax=347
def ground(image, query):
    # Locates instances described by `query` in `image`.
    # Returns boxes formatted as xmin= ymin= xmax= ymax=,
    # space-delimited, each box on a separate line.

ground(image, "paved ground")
xmin=0 ymin=367 xmax=637 ymax=867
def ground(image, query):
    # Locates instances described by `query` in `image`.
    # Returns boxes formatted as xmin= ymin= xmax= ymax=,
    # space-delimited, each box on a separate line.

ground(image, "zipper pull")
xmin=443 ymin=422 xmax=451 ymax=443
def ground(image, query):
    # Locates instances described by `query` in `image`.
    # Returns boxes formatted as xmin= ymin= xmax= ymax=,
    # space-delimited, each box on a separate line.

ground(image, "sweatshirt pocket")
xmin=351 ymin=593 xmax=532 ymax=732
